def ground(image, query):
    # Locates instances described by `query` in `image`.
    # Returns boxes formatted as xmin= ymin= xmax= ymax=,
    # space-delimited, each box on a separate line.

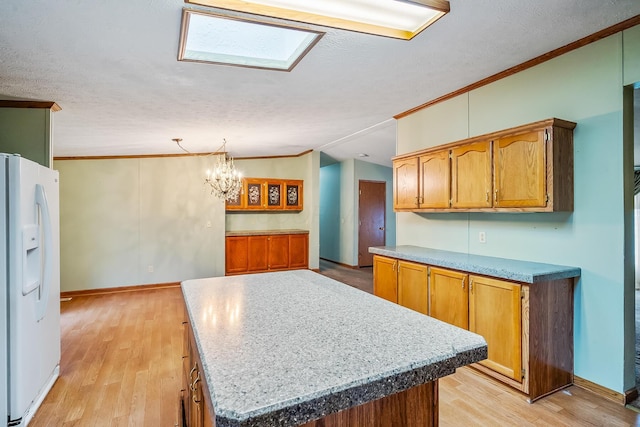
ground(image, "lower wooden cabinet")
xmin=225 ymin=232 xmax=309 ymax=275
xmin=429 ymin=267 xmax=468 ymax=330
xmin=373 ymin=256 xmax=428 ymax=314
xmin=469 ymin=275 xmax=522 ymax=382
xmin=181 ymin=305 xmax=214 ymax=427
xmin=373 ymin=255 xmax=574 ymax=402
xmin=373 ymin=255 xmax=398 ymax=303
xmin=398 ymin=261 xmax=429 ymax=315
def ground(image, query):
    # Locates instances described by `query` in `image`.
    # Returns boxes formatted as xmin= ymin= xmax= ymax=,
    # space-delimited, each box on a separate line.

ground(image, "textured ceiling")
xmin=1 ymin=1 xmax=639 ymax=167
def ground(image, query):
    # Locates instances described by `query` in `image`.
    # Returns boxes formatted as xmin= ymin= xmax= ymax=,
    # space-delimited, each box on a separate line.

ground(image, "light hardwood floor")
xmin=30 ymin=285 xmax=640 ymax=426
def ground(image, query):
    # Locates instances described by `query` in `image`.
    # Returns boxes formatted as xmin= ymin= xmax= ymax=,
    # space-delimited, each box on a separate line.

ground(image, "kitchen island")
xmin=180 ymin=270 xmax=487 ymax=427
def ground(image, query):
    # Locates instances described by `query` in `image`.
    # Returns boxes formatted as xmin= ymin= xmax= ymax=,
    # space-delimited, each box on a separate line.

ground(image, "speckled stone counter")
xmin=369 ymin=245 xmax=580 ymax=283
xmin=181 ymin=270 xmax=487 ymax=427
xmin=225 ymin=229 xmax=309 ymax=237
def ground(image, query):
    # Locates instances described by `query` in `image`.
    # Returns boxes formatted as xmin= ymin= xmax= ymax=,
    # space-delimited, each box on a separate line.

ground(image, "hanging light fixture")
xmin=173 ymin=138 xmax=243 ymax=201
xmin=204 ymin=139 xmax=243 ymax=200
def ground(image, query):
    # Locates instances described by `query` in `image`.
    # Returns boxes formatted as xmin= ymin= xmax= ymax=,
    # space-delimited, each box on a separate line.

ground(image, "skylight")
xmin=185 ymin=0 xmax=450 ymax=40
xmin=178 ymin=10 xmax=324 ymax=71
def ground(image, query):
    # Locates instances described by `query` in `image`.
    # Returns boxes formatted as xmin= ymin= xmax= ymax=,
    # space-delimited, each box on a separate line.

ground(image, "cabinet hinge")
xmin=544 ymin=129 xmax=550 ymax=142
xmin=521 ymin=288 xmax=525 ymax=299
xmin=521 ymin=368 xmax=526 ymax=379
xmin=545 ymin=193 xmax=549 ymax=203
xmin=449 ymin=199 xmax=453 ymax=207
xmin=449 ymin=152 xmax=452 ymax=159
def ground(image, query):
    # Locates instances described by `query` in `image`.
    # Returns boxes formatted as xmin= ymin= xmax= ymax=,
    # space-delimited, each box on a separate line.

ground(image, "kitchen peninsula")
xmin=181 ymin=270 xmax=487 ymax=427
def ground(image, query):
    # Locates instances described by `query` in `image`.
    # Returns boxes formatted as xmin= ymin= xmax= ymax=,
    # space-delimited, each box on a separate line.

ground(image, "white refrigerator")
xmin=1 ymin=153 xmax=60 ymax=426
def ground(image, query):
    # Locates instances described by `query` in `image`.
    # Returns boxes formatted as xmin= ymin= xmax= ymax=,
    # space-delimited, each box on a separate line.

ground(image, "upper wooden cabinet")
xmin=493 ymin=129 xmax=546 ymax=208
xmin=226 ymin=178 xmax=303 ymax=211
xmin=393 ymin=118 xmax=576 ymax=212
xmin=451 ymin=141 xmax=492 ymax=209
xmin=419 ymin=151 xmax=450 ymax=209
xmin=393 ymin=157 xmax=419 ymax=209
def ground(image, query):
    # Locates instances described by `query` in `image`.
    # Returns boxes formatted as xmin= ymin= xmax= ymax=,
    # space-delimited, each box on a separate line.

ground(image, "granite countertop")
xmin=369 ymin=245 xmax=581 ymax=284
xmin=226 ymin=229 xmax=309 ymax=237
xmin=182 ymin=270 xmax=487 ymax=427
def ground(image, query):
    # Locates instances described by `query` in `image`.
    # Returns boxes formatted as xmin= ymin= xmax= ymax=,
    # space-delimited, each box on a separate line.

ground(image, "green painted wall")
xmin=0 ymin=107 xmax=52 ymax=167
xmin=54 ymin=156 xmax=226 ymax=291
xmin=225 ymin=151 xmax=320 ymax=270
xmin=397 ymin=29 xmax=640 ymax=393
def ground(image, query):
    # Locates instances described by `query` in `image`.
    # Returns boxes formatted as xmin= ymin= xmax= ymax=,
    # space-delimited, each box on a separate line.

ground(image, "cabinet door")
xmin=493 ymin=130 xmax=546 ymax=208
xmin=398 ymin=261 xmax=429 ymax=315
xmin=225 ymin=179 xmax=246 ymax=210
xmin=451 ymin=141 xmax=492 ymax=208
xmin=268 ymin=235 xmax=289 ymax=270
xmin=284 ymin=180 xmax=304 ymax=210
xmin=245 ymin=179 xmax=266 ymax=209
xmin=266 ymin=181 xmax=284 ymax=209
xmin=393 ymin=157 xmax=419 ymax=210
xmin=419 ymin=151 xmax=450 ymax=208
xmin=247 ymin=236 xmax=268 ymax=272
xmin=469 ymin=275 xmax=522 ymax=382
xmin=289 ymin=234 xmax=309 ymax=269
xmin=373 ymin=255 xmax=398 ymax=303
xmin=225 ymin=236 xmax=248 ymax=275
xmin=429 ymin=267 xmax=468 ymax=329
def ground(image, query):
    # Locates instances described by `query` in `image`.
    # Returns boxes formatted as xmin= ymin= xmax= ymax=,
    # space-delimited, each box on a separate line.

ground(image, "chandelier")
xmin=173 ymin=138 xmax=243 ymax=201
xmin=205 ymin=139 xmax=243 ymax=200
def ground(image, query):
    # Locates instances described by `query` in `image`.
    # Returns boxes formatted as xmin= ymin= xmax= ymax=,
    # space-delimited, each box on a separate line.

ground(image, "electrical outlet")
xmin=479 ymin=231 xmax=486 ymax=243
xmin=148 ymin=265 xmax=154 ymax=273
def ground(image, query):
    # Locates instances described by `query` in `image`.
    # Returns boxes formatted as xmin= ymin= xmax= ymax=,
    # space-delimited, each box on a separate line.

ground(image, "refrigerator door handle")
xmin=34 ymin=184 xmax=53 ymax=322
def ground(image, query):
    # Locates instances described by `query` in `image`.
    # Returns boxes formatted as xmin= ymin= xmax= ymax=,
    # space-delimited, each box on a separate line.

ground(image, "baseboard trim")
xmin=61 ymin=282 xmax=181 ymax=298
xmin=319 ymin=257 xmax=359 ymax=269
xmin=573 ymin=376 xmax=638 ymax=405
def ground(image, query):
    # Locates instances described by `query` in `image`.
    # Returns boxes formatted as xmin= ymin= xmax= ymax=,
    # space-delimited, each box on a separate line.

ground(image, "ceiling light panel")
xmin=185 ymin=0 xmax=450 ymax=40
xmin=178 ymin=9 xmax=324 ymax=71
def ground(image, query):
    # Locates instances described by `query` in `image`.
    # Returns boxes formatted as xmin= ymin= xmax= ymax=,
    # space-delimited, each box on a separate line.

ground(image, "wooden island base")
xmin=301 ymin=381 xmax=438 ymax=427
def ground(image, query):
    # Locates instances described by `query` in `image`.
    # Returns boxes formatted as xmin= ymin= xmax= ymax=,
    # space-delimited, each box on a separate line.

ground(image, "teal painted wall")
xmin=397 ymin=29 xmax=640 ymax=393
xmin=319 ymin=163 xmax=342 ymax=261
xmin=319 ymin=159 xmax=395 ymax=266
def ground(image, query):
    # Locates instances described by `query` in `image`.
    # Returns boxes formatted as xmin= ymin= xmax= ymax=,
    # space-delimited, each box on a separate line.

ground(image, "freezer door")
xmin=6 ymin=154 xmax=60 ymax=424
xmin=0 ymin=156 xmax=8 ymax=427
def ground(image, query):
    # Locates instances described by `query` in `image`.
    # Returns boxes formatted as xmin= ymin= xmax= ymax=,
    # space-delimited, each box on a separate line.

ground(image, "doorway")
xmin=358 ymin=180 xmax=386 ymax=267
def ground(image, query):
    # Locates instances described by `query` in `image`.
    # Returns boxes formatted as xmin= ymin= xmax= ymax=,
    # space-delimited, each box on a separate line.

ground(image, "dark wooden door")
xmin=358 ymin=180 xmax=386 ymax=267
